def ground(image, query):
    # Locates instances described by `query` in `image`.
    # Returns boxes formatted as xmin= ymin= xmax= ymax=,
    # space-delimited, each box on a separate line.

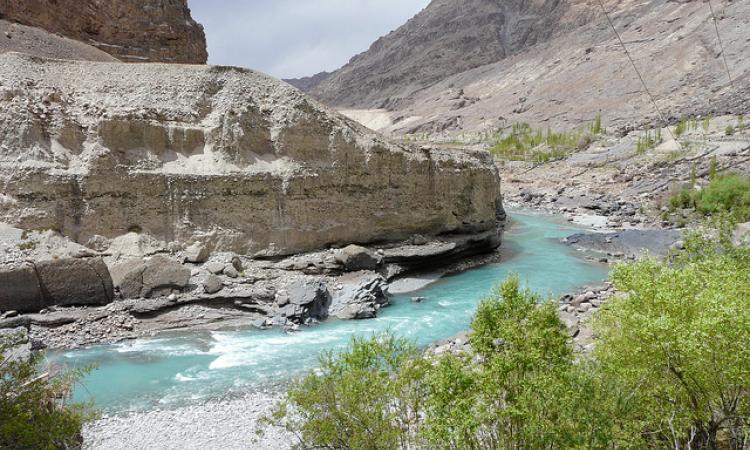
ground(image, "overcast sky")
xmin=189 ymin=0 xmax=430 ymax=79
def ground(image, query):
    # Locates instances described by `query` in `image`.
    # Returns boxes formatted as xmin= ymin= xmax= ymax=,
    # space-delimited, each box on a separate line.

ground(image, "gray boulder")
xmin=110 ymin=259 xmax=147 ymax=299
xmin=0 ymin=263 xmax=44 ymax=313
xmin=35 ymin=257 xmax=114 ymax=307
xmin=277 ymin=279 xmax=331 ymax=323
xmin=205 ymin=261 xmax=225 ymax=274
xmin=111 ymin=256 xmax=191 ymax=299
xmin=330 ymin=273 xmax=389 ymax=320
xmin=203 ymin=274 xmax=224 ymax=294
xmin=334 ymin=245 xmax=380 ymax=271
xmin=184 ymin=243 xmax=210 ymax=263
xmin=142 ymin=256 xmax=191 ymax=297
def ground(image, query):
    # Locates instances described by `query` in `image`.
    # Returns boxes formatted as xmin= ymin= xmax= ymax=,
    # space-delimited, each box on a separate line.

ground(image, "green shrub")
xmin=267 ymin=332 xmax=428 ymax=449
xmin=635 ymin=127 xmax=662 ymax=155
xmin=726 ymin=124 xmax=736 ymax=136
xmin=595 ymin=232 xmax=750 ymax=448
xmin=669 ymin=174 xmax=750 ymax=221
xmin=695 ymin=174 xmax=750 ymax=220
xmin=0 ymin=335 xmax=95 ymax=449
xmin=489 ymin=121 xmax=600 ymax=162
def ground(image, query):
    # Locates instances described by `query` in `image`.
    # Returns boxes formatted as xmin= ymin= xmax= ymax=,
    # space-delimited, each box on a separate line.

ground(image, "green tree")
xmin=269 ymin=332 xmax=428 ymax=449
xmin=0 ymin=334 xmax=95 ymax=449
xmin=594 ymin=232 xmax=750 ymax=449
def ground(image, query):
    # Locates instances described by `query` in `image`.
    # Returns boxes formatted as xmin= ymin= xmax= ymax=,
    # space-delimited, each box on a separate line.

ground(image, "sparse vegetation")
xmin=635 ymin=126 xmax=662 ymax=154
xmin=726 ymin=124 xmax=736 ymax=136
xmin=0 ymin=335 xmax=96 ymax=449
xmin=489 ymin=118 xmax=603 ymax=162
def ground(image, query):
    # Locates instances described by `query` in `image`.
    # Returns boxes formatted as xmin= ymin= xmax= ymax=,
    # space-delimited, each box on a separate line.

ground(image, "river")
xmin=56 ymin=211 xmax=609 ymax=413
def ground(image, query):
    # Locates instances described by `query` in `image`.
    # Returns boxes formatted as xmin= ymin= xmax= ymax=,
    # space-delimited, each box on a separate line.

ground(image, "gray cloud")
xmin=188 ymin=0 xmax=430 ymax=79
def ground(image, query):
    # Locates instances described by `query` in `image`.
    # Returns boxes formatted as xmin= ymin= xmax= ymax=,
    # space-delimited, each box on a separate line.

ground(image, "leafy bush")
xmin=669 ymin=174 xmax=750 ymax=221
xmin=675 ymin=116 xmax=688 ymax=137
xmin=0 ymin=335 xmax=95 ymax=449
xmin=594 ymin=230 xmax=750 ymax=448
xmin=267 ymin=333 xmax=428 ymax=449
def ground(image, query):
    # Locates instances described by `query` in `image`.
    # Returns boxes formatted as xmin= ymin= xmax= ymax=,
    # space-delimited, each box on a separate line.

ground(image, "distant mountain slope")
xmin=309 ymin=0 xmax=572 ymax=109
xmin=371 ymin=0 xmax=750 ymax=134
xmin=284 ymin=71 xmax=331 ymax=91
xmin=301 ymin=0 xmax=750 ymax=134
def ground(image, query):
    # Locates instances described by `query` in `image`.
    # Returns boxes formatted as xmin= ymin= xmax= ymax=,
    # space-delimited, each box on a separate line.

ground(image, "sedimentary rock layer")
xmin=0 ymin=53 xmax=501 ymax=256
xmin=0 ymin=0 xmax=207 ymax=63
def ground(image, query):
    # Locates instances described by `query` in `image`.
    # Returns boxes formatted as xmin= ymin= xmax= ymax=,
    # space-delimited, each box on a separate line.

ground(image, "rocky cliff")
xmin=0 ymin=0 xmax=207 ymax=63
xmin=0 ymin=52 xmax=501 ymax=257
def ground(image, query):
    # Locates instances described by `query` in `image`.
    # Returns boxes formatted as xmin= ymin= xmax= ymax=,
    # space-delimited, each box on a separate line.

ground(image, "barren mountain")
xmin=0 ymin=0 xmax=207 ymax=63
xmin=300 ymin=0 xmax=750 ymax=134
xmin=308 ymin=0 xmax=573 ymax=109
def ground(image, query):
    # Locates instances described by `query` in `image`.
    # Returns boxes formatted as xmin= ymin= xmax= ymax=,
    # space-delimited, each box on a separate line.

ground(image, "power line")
xmin=596 ymin=0 xmax=678 ymax=144
xmin=707 ymin=0 xmax=733 ymax=85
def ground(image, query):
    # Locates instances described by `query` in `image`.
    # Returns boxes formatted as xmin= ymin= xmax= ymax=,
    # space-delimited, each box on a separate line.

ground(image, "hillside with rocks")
xmin=0 ymin=0 xmax=207 ymax=63
xmin=295 ymin=0 xmax=749 ymax=135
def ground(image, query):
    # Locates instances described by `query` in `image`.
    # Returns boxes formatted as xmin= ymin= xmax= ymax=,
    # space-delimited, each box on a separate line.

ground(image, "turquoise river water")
xmin=55 ymin=211 xmax=609 ymax=413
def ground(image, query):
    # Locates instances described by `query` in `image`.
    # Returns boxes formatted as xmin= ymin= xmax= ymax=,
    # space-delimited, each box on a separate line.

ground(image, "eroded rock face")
xmin=0 ymin=258 xmax=113 ymax=312
xmin=0 ymin=0 xmax=207 ymax=63
xmin=0 ymin=53 xmax=501 ymax=257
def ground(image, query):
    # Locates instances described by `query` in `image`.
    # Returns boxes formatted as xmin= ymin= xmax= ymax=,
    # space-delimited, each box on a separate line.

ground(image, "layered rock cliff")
xmin=0 ymin=52 xmax=501 ymax=257
xmin=0 ymin=0 xmax=207 ymax=63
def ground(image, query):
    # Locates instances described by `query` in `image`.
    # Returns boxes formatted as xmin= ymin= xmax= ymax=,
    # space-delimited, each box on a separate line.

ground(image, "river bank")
xmin=83 ymin=389 xmax=294 ymax=450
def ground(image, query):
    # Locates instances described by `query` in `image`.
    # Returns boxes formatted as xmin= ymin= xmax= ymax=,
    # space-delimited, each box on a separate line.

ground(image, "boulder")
xmin=0 ymin=263 xmax=44 ymax=313
xmin=203 ymin=275 xmax=224 ymax=295
xmin=334 ymin=245 xmax=380 ymax=271
xmin=184 ymin=243 xmax=209 ymax=264
xmin=111 ymin=256 xmax=190 ymax=299
xmin=224 ymin=264 xmax=239 ymax=278
xmin=205 ymin=261 xmax=225 ymax=274
xmin=110 ymin=259 xmax=147 ymax=299
xmin=277 ymin=280 xmax=331 ymax=322
xmin=35 ymin=258 xmax=114 ymax=307
xmin=330 ymin=274 xmax=389 ymax=320
xmin=141 ymin=256 xmax=191 ymax=298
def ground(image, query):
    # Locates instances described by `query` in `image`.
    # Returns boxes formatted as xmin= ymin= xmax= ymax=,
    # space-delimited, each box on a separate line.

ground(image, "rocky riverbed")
xmin=83 ymin=389 xmax=294 ymax=450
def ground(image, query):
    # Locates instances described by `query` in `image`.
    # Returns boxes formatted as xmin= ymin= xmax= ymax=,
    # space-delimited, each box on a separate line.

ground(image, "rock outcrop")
xmin=0 ymin=258 xmax=113 ymax=313
xmin=0 ymin=52 xmax=501 ymax=257
xmin=0 ymin=0 xmax=207 ymax=63
xmin=0 ymin=19 xmax=119 ymax=62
